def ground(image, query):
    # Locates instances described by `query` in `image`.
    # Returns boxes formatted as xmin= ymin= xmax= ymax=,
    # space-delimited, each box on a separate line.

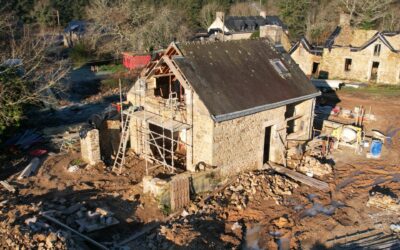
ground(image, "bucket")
xmin=370 ymin=140 xmax=383 ymax=158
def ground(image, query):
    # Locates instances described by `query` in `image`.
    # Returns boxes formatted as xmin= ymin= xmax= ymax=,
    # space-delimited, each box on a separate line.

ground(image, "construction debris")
xmin=367 ymin=187 xmax=400 ymax=212
xmin=18 ymin=157 xmax=41 ymax=179
xmin=0 ymin=181 xmax=16 ymax=193
xmin=267 ymin=162 xmax=330 ymax=191
xmin=297 ymin=156 xmax=333 ymax=177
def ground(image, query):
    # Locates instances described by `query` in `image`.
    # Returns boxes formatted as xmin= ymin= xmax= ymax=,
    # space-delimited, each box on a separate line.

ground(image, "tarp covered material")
xmin=174 ymin=39 xmax=320 ymax=121
xmin=122 ymin=53 xmax=151 ymax=70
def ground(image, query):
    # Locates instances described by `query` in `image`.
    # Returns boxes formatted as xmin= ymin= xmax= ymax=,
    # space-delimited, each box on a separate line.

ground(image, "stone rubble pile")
xmin=297 ymin=156 xmax=333 ymax=177
xmin=367 ymin=191 xmax=400 ymax=212
xmin=42 ymin=198 xmax=119 ymax=233
xmin=136 ymin=170 xmax=300 ymax=249
xmin=0 ymin=199 xmax=73 ymax=249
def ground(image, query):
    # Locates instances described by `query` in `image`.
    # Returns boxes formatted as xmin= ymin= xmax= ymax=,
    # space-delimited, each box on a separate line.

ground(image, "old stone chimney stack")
xmin=339 ymin=13 xmax=351 ymax=27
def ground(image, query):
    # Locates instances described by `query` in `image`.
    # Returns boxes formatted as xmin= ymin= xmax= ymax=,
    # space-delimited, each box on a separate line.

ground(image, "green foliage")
xmin=278 ymin=0 xmax=310 ymax=40
xmin=5 ymin=0 xmax=89 ymax=25
xmin=69 ymin=42 xmax=91 ymax=67
xmin=250 ymin=30 xmax=260 ymax=39
xmin=98 ymin=64 xmax=125 ymax=73
xmin=70 ymin=158 xmax=84 ymax=166
xmin=341 ymin=84 xmax=400 ymax=97
xmin=0 ymin=67 xmax=27 ymax=135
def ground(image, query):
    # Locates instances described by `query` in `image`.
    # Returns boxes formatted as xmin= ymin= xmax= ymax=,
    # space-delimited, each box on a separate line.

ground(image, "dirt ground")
xmin=0 ymin=89 xmax=399 ymax=249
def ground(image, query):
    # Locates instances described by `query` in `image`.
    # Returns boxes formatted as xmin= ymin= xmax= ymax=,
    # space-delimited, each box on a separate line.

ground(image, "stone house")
xmin=207 ymin=12 xmax=292 ymax=52
xmin=127 ymin=39 xmax=320 ymax=175
xmin=290 ymin=14 xmax=400 ymax=84
xmin=289 ymin=38 xmax=323 ymax=78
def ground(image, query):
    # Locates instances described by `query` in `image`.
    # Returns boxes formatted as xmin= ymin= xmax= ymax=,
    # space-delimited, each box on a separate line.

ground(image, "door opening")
xmin=263 ymin=126 xmax=272 ymax=164
xmin=370 ymin=61 xmax=379 ymax=81
xmin=312 ymin=62 xmax=320 ymax=77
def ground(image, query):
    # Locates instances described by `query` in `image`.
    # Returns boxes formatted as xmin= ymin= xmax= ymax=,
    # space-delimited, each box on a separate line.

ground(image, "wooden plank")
xmin=0 ymin=181 xmax=16 ymax=193
xmin=41 ymin=211 xmax=108 ymax=250
xmin=170 ymin=176 xmax=190 ymax=211
xmin=267 ymin=162 xmax=330 ymax=191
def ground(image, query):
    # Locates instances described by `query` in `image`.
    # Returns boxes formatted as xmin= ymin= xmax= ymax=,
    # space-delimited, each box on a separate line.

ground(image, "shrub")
xmin=69 ymin=42 xmax=91 ymax=67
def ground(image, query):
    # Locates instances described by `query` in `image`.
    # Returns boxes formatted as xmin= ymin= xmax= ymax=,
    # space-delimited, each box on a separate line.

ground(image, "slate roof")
xmin=324 ymin=26 xmax=400 ymax=52
xmin=289 ymin=37 xmax=323 ymax=55
xmin=174 ymin=39 xmax=319 ymax=122
xmin=224 ymin=16 xmax=286 ymax=33
xmin=64 ymin=20 xmax=86 ymax=33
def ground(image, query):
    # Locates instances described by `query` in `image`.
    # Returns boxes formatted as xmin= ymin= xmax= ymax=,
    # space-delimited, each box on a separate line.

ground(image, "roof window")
xmin=270 ymin=59 xmax=290 ymax=78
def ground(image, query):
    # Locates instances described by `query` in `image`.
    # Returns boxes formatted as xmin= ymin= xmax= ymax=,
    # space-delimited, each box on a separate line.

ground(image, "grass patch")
xmin=69 ymin=42 xmax=92 ymax=67
xmin=98 ymin=64 xmax=125 ymax=73
xmin=340 ymin=84 xmax=400 ymax=97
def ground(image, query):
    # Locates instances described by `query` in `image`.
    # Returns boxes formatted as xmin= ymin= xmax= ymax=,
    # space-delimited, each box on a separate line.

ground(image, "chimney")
xmin=260 ymin=11 xmax=267 ymax=19
xmin=339 ymin=13 xmax=351 ymax=27
xmin=260 ymin=25 xmax=282 ymax=45
xmin=216 ymin=12 xmax=225 ymax=21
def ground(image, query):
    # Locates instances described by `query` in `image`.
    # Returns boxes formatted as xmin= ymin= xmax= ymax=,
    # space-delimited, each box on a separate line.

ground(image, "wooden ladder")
xmin=112 ymin=106 xmax=135 ymax=173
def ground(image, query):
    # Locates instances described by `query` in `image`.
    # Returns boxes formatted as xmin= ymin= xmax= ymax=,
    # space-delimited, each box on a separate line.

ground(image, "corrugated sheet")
xmin=174 ymin=39 xmax=319 ymax=119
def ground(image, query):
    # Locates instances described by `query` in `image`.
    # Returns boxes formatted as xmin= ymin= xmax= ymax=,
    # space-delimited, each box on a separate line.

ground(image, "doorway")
xmin=312 ymin=62 xmax=320 ymax=77
xmin=370 ymin=61 xmax=379 ymax=81
xmin=263 ymin=126 xmax=272 ymax=164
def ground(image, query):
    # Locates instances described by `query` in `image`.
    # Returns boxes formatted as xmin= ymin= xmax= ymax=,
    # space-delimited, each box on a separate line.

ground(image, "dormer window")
xmin=374 ymin=44 xmax=381 ymax=56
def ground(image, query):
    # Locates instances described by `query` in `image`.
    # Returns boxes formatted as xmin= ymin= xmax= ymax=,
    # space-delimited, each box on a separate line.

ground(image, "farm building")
xmin=126 ymin=39 xmax=320 ymax=175
xmin=290 ymin=13 xmax=400 ymax=84
xmin=207 ymin=12 xmax=292 ymax=52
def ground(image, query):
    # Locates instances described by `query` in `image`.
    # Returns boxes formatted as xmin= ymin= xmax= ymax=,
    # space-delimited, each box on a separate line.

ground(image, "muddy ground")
xmin=0 ymin=89 xmax=399 ymax=249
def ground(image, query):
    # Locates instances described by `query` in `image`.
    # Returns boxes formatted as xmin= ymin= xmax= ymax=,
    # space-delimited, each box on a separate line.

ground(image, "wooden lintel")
xmin=153 ymin=73 xmax=174 ymax=78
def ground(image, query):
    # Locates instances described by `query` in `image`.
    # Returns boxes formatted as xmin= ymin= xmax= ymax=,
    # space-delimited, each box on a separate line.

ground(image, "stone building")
xmin=126 ymin=39 xmax=319 ymax=175
xmin=207 ymin=12 xmax=292 ymax=52
xmin=290 ymin=13 xmax=400 ymax=84
xmin=289 ymin=38 xmax=323 ymax=78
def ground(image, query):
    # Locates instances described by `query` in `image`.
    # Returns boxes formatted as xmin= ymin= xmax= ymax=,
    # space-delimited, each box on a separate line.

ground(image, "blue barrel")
xmin=370 ymin=140 xmax=383 ymax=157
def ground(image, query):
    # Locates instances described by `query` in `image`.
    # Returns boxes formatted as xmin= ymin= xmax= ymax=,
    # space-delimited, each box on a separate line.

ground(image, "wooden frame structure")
xmin=129 ymin=44 xmax=194 ymax=174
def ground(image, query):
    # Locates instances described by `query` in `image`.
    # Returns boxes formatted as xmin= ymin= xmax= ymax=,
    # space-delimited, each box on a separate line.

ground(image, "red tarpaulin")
xmin=122 ymin=53 xmax=151 ymax=70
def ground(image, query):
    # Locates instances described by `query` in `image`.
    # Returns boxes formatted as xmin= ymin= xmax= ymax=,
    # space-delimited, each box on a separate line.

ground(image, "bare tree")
xmin=0 ymin=13 xmax=69 ymax=132
xmin=229 ymin=2 xmax=259 ymax=16
xmin=84 ymin=0 xmax=190 ymax=56
xmin=199 ymin=2 xmax=224 ymax=29
xmin=341 ymin=0 xmax=395 ymax=28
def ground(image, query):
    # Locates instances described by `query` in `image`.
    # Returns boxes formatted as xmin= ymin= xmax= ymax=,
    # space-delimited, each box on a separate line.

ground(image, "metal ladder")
xmin=112 ymin=106 xmax=135 ymax=173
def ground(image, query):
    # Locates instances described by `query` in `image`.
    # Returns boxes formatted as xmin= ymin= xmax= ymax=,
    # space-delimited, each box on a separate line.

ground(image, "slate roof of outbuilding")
xmin=173 ymin=39 xmax=319 ymax=121
xmin=224 ymin=16 xmax=286 ymax=33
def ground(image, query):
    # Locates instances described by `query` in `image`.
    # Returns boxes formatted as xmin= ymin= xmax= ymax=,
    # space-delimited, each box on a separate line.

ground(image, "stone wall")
xmin=290 ymin=44 xmax=322 ymax=77
xmin=190 ymin=92 xmax=214 ymax=171
xmin=80 ymin=129 xmax=101 ymax=165
xmin=320 ymin=40 xmax=400 ymax=84
xmin=212 ymin=106 xmax=287 ymax=176
xmin=260 ymin=25 xmax=292 ymax=52
xmin=212 ymin=99 xmax=315 ymax=176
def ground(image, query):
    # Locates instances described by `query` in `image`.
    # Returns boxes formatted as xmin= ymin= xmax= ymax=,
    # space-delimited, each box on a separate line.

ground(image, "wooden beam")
xmin=266 ymin=162 xmax=330 ymax=191
xmin=162 ymin=56 xmax=191 ymax=90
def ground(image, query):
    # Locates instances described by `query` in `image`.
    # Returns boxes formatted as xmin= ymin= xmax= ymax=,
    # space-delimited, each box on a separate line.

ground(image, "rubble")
xmin=18 ymin=157 xmax=41 ymax=179
xmin=367 ymin=188 xmax=400 ymax=212
xmin=297 ymin=156 xmax=333 ymax=177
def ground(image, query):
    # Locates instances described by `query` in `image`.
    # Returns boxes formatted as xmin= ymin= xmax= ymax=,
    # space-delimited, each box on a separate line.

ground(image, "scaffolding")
xmin=130 ymin=76 xmax=193 ymax=175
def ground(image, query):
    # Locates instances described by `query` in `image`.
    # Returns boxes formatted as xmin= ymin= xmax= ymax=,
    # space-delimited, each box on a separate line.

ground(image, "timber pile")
xmin=267 ymin=162 xmax=330 ymax=191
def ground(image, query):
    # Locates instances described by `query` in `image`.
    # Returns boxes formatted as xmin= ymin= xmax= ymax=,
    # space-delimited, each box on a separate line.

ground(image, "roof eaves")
xmin=212 ymin=91 xmax=321 ymax=122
